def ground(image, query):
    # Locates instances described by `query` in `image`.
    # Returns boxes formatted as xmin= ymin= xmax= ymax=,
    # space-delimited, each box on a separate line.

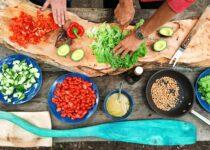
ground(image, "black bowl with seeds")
xmin=146 ymin=69 xmax=194 ymax=117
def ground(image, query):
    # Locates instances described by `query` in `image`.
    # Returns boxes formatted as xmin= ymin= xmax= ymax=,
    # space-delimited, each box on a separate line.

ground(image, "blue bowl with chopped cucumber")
xmin=0 ymin=54 xmax=42 ymax=104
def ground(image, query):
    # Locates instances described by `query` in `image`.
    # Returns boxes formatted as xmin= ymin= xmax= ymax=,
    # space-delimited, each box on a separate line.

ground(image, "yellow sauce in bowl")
xmin=106 ymin=93 xmax=130 ymax=117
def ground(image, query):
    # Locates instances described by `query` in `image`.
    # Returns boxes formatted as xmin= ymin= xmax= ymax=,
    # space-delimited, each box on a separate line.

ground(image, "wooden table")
xmin=0 ymin=0 xmax=209 ymax=143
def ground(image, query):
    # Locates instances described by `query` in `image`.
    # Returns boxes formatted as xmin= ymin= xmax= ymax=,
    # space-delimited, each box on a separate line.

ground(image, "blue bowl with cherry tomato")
xmin=48 ymin=72 xmax=99 ymax=124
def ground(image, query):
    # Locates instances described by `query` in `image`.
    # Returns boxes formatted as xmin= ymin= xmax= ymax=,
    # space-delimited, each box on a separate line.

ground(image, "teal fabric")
xmin=0 ymin=111 xmax=196 ymax=146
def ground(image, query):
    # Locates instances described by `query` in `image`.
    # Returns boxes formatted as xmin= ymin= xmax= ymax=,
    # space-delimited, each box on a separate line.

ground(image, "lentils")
xmin=151 ymin=76 xmax=180 ymax=111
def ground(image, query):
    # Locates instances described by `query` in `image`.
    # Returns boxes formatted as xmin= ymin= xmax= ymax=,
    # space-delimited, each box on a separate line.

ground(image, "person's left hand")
xmin=114 ymin=32 xmax=142 ymax=58
xmin=42 ymin=0 xmax=67 ymax=27
xmin=114 ymin=0 xmax=135 ymax=27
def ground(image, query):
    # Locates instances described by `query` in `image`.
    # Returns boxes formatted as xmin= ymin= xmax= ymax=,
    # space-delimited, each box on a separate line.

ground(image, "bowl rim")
xmin=48 ymin=72 xmax=99 ymax=124
xmin=0 ymin=54 xmax=43 ymax=105
xmin=103 ymin=89 xmax=134 ymax=120
xmin=195 ymin=68 xmax=210 ymax=113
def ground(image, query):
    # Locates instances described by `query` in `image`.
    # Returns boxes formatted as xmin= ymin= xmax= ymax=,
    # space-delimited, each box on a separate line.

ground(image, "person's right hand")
xmin=114 ymin=0 xmax=135 ymax=28
xmin=42 ymin=0 xmax=67 ymax=27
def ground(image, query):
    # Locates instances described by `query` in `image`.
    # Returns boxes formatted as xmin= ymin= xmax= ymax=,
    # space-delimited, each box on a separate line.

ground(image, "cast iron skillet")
xmin=146 ymin=69 xmax=194 ymax=117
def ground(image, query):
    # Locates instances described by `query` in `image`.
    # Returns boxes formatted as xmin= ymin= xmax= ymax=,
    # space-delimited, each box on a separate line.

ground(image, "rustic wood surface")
xmin=0 ymin=112 xmax=52 ymax=147
xmin=0 ymin=0 xmax=209 ymax=144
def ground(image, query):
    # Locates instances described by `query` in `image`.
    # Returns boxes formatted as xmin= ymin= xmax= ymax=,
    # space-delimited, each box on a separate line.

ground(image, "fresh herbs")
xmin=87 ymin=23 xmax=147 ymax=68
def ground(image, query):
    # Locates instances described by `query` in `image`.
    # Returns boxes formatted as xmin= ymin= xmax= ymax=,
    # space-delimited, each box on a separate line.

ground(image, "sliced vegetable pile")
xmin=52 ymin=77 xmax=96 ymax=120
xmin=87 ymin=23 xmax=147 ymax=68
xmin=0 ymin=60 xmax=40 ymax=102
xmin=9 ymin=11 xmax=58 ymax=48
xmin=198 ymin=75 xmax=210 ymax=105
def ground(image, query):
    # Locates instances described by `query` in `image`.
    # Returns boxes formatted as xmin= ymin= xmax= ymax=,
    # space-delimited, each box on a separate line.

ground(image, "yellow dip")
xmin=106 ymin=93 xmax=130 ymax=117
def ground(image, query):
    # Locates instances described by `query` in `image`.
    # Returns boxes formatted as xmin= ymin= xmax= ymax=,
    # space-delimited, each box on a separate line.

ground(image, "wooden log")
xmin=0 ymin=0 xmax=209 ymax=77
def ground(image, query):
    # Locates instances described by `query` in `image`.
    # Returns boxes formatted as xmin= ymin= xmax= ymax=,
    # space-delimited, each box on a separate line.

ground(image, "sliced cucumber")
xmin=159 ymin=27 xmax=174 ymax=37
xmin=71 ymin=49 xmax=85 ymax=62
xmin=153 ymin=40 xmax=167 ymax=52
xmin=57 ymin=44 xmax=70 ymax=57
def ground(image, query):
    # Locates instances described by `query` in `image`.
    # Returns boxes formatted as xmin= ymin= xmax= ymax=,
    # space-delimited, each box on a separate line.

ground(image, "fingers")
xmin=114 ymin=43 xmax=129 ymax=58
xmin=121 ymin=49 xmax=129 ymax=58
xmin=52 ymin=7 xmax=58 ymax=25
xmin=114 ymin=43 xmax=122 ymax=53
xmin=115 ymin=47 xmax=124 ymax=56
xmin=42 ymin=0 xmax=50 ymax=11
xmin=61 ymin=10 xmax=65 ymax=26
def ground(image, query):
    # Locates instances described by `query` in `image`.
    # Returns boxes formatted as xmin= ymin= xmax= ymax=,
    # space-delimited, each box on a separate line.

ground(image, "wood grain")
xmin=0 ymin=0 xmax=209 ymax=143
xmin=0 ymin=112 xmax=52 ymax=147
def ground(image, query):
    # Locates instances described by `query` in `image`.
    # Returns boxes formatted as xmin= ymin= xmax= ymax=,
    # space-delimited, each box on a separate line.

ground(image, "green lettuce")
xmin=87 ymin=22 xmax=147 ymax=68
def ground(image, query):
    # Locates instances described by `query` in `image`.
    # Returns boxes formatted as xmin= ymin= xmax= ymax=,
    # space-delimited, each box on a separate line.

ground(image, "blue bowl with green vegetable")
xmin=0 ymin=54 xmax=42 ymax=104
xmin=195 ymin=68 xmax=210 ymax=112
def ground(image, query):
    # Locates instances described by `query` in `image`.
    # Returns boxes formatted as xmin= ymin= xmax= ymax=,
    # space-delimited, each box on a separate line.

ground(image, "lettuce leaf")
xmin=87 ymin=23 xmax=147 ymax=68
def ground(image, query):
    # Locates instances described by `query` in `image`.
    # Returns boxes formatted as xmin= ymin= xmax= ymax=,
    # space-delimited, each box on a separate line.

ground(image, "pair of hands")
xmin=42 ymin=0 xmax=142 ymax=57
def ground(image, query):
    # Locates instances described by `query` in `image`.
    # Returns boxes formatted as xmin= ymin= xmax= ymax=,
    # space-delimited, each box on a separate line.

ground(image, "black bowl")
xmin=146 ymin=69 xmax=194 ymax=117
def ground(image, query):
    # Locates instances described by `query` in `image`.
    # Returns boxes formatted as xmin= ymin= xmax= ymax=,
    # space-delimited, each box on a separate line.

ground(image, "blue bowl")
xmin=103 ymin=89 xmax=134 ymax=120
xmin=195 ymin=68 xmax=210 ymax=112
xmin=48 ymin=72 xmax=99 ymax=124
xmin=0 ymin=54 xmax=42 ymax=105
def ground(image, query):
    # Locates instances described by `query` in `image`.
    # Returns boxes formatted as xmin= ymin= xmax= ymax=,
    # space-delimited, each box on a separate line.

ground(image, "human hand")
xmin=114 ymin=32 xmax=142 ymax=58
xmin=42 ymin=0 xmax=67 ymax=27
xmin=114 ymin=0 xmax=135 ymax=27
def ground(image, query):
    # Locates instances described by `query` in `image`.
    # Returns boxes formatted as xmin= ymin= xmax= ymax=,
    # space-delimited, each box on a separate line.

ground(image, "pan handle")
xmin=191 ymin=110 xmax=210 ymax=126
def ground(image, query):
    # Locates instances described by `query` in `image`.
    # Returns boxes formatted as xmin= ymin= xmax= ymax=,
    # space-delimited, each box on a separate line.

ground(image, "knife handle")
xmin=181 ymin=34 xmax=192 ymax=49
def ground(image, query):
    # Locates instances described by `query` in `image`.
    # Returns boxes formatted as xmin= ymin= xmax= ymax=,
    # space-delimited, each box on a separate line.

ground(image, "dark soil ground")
xmin=0 ymin=141 xmax=210 ymax=150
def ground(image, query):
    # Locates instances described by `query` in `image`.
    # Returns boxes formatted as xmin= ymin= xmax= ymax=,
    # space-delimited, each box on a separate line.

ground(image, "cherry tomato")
xmin=52 ymin=77 xmax=96 ymax=120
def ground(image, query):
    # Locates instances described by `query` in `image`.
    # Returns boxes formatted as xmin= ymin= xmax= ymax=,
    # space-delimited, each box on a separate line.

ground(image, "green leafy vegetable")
xmin=134 ymin=19 xmax=145 ymax=30
xmin=198 ymin=75 xmax=210 ymax=105
xmin=87 ymin=22 xmax=147 ymax=68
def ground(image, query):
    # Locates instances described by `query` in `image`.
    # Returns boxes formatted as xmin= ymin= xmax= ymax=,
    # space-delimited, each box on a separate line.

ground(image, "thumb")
xmin=42 ymin=0 xmax=50 ymax=11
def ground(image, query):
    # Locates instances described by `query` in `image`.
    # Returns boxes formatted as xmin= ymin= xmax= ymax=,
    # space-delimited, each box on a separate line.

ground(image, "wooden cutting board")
xmin=0 ymin=0 xmax=209 ymax=77
xmin=0 ymin=112 xmax=52 ymax=147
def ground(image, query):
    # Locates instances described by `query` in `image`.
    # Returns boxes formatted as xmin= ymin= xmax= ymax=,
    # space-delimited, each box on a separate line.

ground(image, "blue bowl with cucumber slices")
xmin=0 ymin=54 xmax=42 ymax=104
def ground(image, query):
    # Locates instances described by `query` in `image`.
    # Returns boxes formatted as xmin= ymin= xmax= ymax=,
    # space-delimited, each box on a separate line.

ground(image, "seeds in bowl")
xmin=151 ymin=76 xmax=180 ymax=111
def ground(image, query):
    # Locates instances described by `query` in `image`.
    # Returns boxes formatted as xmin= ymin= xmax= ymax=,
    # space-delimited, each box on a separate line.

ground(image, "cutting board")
xmin=0 ymin=112 xmax=52 ymax=147
xmin=0 ymin=0 xmax=209 ymax=77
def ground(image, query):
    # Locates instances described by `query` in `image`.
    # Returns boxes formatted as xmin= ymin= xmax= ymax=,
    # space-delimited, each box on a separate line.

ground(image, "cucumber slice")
xmin=159 ymin=27 xmax=174 ymax=37
xmin=71 ymin=49 xmax=85 ymax=62
xmin=153 ymin=40 xmax=167 ymax=52
xmin=57 ymin=44 xmax=70 ymax=57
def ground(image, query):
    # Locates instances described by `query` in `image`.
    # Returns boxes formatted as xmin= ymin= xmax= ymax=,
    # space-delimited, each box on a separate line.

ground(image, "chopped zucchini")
xmin=57 ymin=44 xmax=70 ymax=57
xmin=153 ymin=40 xmax=167 ymax=52
xmin=71 ymin=49 xmax=85 ymax=62
xmin=159 ymin=27 xmax=174 ymax=37
xmin=0 ymin=59 xmax=40 ymax=102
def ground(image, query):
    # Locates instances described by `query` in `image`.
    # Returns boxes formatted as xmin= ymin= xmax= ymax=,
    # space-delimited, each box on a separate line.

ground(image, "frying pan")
xmin=146 ymin=69 xmax=210 ymax=125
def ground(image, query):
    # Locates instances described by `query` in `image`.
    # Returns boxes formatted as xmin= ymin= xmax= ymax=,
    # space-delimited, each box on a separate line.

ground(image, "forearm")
xmin=141 ymin=0 xmax=196 ymax=37
xmin=119 ymin=0 xmax=133 ymax=4
xmin=141 ymin=1 xmax=176 ymax=36
xmin=119 ymin=0 xmax=133 ymax=5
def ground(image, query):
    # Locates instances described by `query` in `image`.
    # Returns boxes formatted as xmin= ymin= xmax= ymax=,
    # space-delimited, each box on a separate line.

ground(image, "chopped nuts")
xmin=151 ymin=76 xmax=180 ymax=111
